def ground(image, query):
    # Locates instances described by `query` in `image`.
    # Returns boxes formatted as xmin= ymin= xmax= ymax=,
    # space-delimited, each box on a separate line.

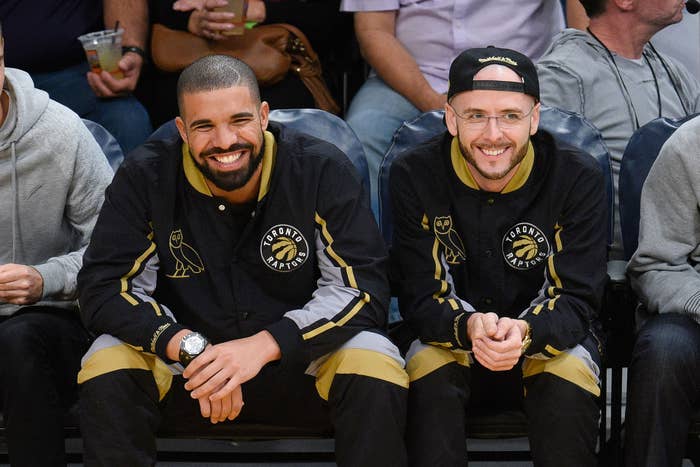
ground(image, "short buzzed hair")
xmin=578 ymin=0 xmax=606 ymax=18
xmin=176 ymin=55 xmax=261 ymax=115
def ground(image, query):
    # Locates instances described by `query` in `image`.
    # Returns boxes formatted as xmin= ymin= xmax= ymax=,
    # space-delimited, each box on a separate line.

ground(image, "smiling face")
xmin=445 ymin=65 xmax=539 ymax=192
xmin=175 ymin=85 xmax=269 ymax=201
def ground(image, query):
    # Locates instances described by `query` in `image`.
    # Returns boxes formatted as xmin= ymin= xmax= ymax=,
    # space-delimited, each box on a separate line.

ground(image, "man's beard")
xmin=191 ymin=139 xmax=264 ymax=192
xmin=459 ymin=135 xmax=529 ymax=181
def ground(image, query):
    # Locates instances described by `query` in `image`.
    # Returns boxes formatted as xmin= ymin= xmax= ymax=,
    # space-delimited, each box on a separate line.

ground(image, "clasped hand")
xmin=181 ymin=331 xmax=280 ymax=424
xmin=467 ymin=312 xmax=527 ymax=372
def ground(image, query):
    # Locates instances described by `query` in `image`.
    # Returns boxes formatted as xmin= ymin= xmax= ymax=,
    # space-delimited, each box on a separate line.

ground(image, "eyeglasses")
xmin=448 ymin=104 xmax=536 ymax=131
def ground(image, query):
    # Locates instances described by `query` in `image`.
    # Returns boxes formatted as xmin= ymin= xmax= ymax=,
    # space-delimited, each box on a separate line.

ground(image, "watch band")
xmin=121 ymin=45 xmax=147 ymax=62
xmin=179 ymin=332 xmax=209 ymax=366
xmin=520 ymin=322 xmax=532 ymax=355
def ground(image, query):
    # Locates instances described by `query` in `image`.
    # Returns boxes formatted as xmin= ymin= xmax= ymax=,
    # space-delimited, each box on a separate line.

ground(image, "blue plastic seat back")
xmin=379 ymin=110 xmax=445 ymax=246
xmin=82 ymin=118 xmax=124 ymax=172
xmin=619 ymin=113 xmax=699 ymax=259
xmin=147 ymin=119 xmax=178 ymax=143
xmin=268 ymin=109 xmax=370 ymax=203
xmin=147 ymin=110 xmax=370 ymax=205
xmin=538 ymin=105 xmax=615 ymax=248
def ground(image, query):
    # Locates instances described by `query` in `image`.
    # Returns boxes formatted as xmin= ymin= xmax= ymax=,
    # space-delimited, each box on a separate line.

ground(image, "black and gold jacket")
xmin=78 ymin=123 xmax=389 ymax=365
xmin=389 ymin=130 xmax=607 ymax=358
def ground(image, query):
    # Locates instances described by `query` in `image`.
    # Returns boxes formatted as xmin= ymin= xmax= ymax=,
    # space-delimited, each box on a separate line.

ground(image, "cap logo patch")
xmin=260 ymin=224 xmax=309 ymax=272
xmin=502 ymin=222 xmax=550 ymax=270
xmin=478 ymin=56 xmax=518 ymax=66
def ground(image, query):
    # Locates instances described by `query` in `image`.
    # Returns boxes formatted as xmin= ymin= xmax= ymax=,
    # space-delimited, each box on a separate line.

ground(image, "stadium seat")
xmin=619 ymin=113 xmax=700 ymax=260
xmin=83 ymin=118 xmax=124 ymax=172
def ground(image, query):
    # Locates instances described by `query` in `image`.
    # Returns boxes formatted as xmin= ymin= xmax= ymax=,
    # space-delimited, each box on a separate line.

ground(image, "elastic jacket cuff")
xmin=452 ymin=311 xmax=472 ymax=350
xmin=265 ymin=317 xmax=304 ymax=364
xmin=154 ymin=322 xmax=186 ymax=363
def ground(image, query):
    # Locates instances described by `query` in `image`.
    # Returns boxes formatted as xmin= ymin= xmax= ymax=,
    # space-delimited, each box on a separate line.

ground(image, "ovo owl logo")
xmin=502 ymin=222 xmax=550 ymax=270
xmin=260 ymin=224 xmax=309 ymax=272
xmin=433 ymin=216 xmax=466 ymax=265
xmin=166 ymin=229 xmax=205 ymax=278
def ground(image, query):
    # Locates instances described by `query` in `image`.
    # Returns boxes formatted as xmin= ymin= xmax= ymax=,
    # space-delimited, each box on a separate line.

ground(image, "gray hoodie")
xmin=0 ymin=68 xmax=113 ymax=316
xmin=627 ymin=115 xmax=700 ymax=324
xmin=537 ymin=28 xmax=700 ymax=257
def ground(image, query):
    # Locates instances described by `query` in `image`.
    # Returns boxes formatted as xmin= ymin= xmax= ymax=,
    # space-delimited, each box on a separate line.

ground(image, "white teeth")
xmin=481 ymin=147 xmax=507 ymax=156
xmin=214 ymin=153 xmax=242 ymax=164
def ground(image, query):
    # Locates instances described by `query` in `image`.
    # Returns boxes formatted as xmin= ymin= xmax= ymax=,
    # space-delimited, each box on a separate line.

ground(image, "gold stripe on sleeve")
xmin=314 ymin=212 xmax=357 ymax=289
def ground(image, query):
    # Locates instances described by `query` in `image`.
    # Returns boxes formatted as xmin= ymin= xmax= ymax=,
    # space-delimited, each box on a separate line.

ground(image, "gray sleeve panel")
xmin=282 ymin=229 xmax=362 ymax=331
xmin=628 ymin=118 xmax=700 ymax=324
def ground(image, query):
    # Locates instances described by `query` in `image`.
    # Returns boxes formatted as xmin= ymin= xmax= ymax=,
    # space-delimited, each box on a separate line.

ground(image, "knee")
xmin=632 ymin=314 xmax=700 ymax=375
xmin=316 ymin=332 xmax=408 ymax=400
xmin=79 ymin=336 xmax=173 ymax=401
xmin=0 ymin=314 xmax=47 ymax=357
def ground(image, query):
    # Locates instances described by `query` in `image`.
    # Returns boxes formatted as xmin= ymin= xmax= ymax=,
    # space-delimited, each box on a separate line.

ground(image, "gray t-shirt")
xmin=537 ymin=29 xmax=700 ymax=257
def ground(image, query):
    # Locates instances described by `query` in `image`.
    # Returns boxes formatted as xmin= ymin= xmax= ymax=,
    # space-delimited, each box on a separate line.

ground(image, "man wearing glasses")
xmin=389 ymin=47 xmax=607 ymax=466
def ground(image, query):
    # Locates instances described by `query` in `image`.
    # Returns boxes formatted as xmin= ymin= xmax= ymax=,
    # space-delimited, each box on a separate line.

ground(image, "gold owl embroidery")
xmin=166 ymin=229 xmax=204 ymax=278
xmin=433 ymin=216 xmax=466 ymax=264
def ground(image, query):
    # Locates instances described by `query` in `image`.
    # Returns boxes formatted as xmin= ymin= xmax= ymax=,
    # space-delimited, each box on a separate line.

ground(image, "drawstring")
xmin=10 ymin=141 xmax=18 ymax=263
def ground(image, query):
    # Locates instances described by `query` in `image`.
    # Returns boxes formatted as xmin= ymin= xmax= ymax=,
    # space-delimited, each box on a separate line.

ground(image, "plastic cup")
xmin=77 ymin=29 xmax=124 ymax=79
xmin=215 ymin=0 xmax=248 ymax=36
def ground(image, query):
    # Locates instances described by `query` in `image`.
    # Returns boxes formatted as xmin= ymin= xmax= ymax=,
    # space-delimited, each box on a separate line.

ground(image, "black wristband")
xmin=122 ymin=45 xmax=147 ymax=62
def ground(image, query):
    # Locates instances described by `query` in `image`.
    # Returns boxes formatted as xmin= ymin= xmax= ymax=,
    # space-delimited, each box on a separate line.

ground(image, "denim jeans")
xmin=345 ymin=75 xmax=422 ymax=217
xmin=31 ymin=62 xmax=152 ymax=155
xmin=624 ymin=312 xmax=700 ymax=467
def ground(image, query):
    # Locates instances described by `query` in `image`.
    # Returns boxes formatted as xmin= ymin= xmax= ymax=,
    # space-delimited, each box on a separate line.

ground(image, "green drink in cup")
xmin=78 ymin=29 xmax=124 ymax=79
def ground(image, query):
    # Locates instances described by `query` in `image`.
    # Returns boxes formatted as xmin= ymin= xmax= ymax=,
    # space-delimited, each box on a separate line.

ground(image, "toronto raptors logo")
xmin=502 ymin=222 xmax=551 ymax=270
xmin=260 ymin=224 xmax=309 ymax=272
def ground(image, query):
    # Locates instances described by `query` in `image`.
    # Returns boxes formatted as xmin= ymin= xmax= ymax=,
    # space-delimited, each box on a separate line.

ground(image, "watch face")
xmin=183 ymin=334 xmax=207 ymax=354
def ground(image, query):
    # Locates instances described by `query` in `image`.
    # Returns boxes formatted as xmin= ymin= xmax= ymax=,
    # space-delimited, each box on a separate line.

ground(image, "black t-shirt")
xmin=0 ymin=0 xmax=103 ymax=72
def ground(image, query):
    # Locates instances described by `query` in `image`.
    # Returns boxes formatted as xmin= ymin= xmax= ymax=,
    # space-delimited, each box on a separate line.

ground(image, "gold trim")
xmin=406 ymin=345 xmax=470 ymax=382
xmin=431 ymin=236 xmax=447 ymax=304
xmin=257 ymin=131 xmax=276 ymax=201
xmin=522 ymin=352 xmax=600 ymax=396
xmin=450 ymin=137 xmax=478 ymax=189
xmin=314 ymin=212 xmax=357 ymax=288
xmin=302 ymin=293 xmax=370 ymax=341
xmin=501 ymin=141 xmax=534 ymax=194
xmin=120 ymin=239 xmax=156 ymax=306
xmin=182 ymin=143 xmax=212 ymax=196
xmin=450 ymin=138 xmax=534 ymax=193
xmin=181 ymin=130 xmax=276 ymax=201
xmin=78 ymin=344 xmax=173 ymax=401
xmin=315 ymin=348 xmax=408 ymax=401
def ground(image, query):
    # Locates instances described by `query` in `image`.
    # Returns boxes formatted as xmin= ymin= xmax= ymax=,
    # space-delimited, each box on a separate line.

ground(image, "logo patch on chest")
xmin=260 ymin=224 xmax=309 ymax=272
xmin=502 ymin=222 xmax=550 ymax=270
xmin=433 ymin=216 xmax=466 ymax=265
xmin=166 ymin=229 xmax=205 ymax=278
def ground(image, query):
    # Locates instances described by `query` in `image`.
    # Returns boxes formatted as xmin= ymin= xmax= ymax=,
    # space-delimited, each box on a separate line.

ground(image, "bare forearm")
xmin=355 ymin=12 xmax=444 ymax=112
xmin=104 ymin=0 xmax=149 ymax=48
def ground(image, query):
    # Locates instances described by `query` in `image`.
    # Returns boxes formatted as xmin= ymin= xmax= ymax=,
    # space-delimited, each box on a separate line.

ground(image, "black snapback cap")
xmin=447 ymin=46 xmax=540 ymax=101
